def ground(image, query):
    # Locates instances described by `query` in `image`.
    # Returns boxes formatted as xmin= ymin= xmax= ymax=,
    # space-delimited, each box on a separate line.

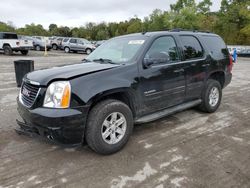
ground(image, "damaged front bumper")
xmin=16 ymin=99 xmax=88 ymax=145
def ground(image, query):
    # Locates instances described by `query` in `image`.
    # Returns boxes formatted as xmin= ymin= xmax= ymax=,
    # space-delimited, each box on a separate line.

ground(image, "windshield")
xmin=87 ymin=36 xmax=147 ymax=64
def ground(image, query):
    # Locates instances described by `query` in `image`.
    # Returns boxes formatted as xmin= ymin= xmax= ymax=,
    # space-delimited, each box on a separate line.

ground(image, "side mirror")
xmin=143 ymin=52 xmax=170 ymax=68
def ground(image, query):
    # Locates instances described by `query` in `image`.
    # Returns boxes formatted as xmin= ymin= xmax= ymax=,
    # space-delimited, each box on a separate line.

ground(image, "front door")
xmin=138 ymin=36 xmax=186 ymax=115
xmin=69 ymin=38 xmax=78 ymax=50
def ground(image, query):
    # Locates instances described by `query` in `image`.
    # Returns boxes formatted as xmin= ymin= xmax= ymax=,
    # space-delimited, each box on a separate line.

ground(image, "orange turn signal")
xmin=61 ymin=84 xmax=71 ymax=108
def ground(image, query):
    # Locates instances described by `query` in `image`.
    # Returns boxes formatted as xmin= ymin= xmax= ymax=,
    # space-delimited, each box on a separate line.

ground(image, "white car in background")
xmin=0 ymin=32 xmax=33 ymax=55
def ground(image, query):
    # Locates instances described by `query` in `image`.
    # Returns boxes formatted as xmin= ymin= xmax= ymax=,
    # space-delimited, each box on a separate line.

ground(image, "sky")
xmin=0 ymin=0 xmax=222 ymax=29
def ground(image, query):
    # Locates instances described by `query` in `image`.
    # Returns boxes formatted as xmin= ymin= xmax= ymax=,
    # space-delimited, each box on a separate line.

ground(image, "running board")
xmin=135 ymin=99 xmax=202 ymax=124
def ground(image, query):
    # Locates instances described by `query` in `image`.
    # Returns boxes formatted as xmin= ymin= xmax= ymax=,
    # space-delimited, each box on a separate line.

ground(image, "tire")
xmin=199 ymin=79 xmax=222 ymax=113
xmin=35 ymin=45 xmax=41 ymax=51
xmin=64 ymin=47 xmax=70 ymax=53
xmin=86 ymin=48 xmax=92 ymax=55
xmin=85 ymin=99 xmax=134 ymax=155
xmin=21 ymin=50 xmax=29 ymax=55
xmin=3 ymin=45 xmax=13 ymax=55
xmin=52 ymin=44 xmax=58 ymax=50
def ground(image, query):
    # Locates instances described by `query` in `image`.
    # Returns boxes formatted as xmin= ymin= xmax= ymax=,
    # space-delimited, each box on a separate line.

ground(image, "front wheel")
xmin=3 ymin=45 xmax=13 ymax=55
xmin=199 ymin=79 xmax=222 ymax=113
xmin=85 ymin=99 xmax=133 ymax=155
xmin=64 ymin=47 xmax=70 ymax=53
xmin=35 ymin=45 xmax=41 ymax=51
xmin=86 ymin=48 xmax=92 ymax=55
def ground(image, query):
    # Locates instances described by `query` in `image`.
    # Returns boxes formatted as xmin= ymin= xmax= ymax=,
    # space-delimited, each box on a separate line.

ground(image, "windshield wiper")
xmin=82 ymin=58 xmax=92 ymax=62
xmin=92 ymin=58 xmax=118 ymax=64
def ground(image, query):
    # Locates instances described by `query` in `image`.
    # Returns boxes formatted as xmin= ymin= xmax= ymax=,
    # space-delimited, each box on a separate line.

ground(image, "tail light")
xmin=228 ymin=55 xmax=233 ymax=73
xmin=16 ymin=42 xmax=20 ymax=46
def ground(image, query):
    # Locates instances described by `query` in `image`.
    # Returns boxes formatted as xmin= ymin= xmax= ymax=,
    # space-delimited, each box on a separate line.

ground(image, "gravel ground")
xmin=0 ymin=51 xmax=249 ymax=188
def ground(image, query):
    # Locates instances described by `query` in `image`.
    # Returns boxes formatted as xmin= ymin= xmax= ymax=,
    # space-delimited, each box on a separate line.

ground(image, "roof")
xmin=116 ymin=30 xmax=218 ymax=39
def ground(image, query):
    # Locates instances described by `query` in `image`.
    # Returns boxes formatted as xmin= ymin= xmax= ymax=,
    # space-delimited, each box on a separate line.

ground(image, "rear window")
xmin=180 ymin=35 xmax=204 ymax=60
xmin=202 ymin=35 xmax=229 ymax=59
xmin=2 ymin=33 xmax=18 ymax=39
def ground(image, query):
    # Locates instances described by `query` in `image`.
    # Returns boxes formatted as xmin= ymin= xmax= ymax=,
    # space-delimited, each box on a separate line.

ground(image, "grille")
xmin=20 ymin=82 xmax=40 ymax=107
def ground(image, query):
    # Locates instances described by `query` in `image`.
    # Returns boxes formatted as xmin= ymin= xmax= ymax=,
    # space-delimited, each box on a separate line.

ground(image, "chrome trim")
xmin=23 ymin=78 xmax=40 ymax=86
xmin=149 ymin=57 xmax=207 ymax=68
xmin=29 ymin=80 xmax=40 ymax=86
xmin=19 ymin=86 xmax=41 ymax=108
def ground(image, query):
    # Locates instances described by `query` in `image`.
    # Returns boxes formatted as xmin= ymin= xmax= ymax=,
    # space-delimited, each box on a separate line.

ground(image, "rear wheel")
xmin=21 ymin=50 xmax=29 ymax=55
xmin=199 ymin=79 xmax=222 ymax=113
xmin=86 ymin=99 xmax=133 ymax=155
xmin=52 ymin=44 xmax=58 ymax=50
xmin=3 ymin=45 xmax=13 ymax=55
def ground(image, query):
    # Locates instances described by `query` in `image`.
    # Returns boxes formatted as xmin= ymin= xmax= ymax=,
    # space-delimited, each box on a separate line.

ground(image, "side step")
xmin=135 ymin=99 xmax=202 ymax=124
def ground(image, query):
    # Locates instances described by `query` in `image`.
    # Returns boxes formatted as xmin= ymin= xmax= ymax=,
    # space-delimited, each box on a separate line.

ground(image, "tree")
xmin=127 ymin=18 xmax=142 ymax=33
xmin=49 ymin=24 xmax=57 ymax=32
xmin=214 ymin=0 xmax=250 ymax=44
xmin=170 ymin=0 xmax=196 ymax=13
xmin=0 ymin=22 xmax=15 ymax=32
xmin=1 ymin=0 xmax=249 ymax=45
xmin=197 ymin=0 xmax=212 ymax=14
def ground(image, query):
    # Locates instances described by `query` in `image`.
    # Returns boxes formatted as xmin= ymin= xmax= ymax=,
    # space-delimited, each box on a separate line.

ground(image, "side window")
xmin=145 ymin=36 xmax=180 ymax=65
xmin=69 ymin=39 xmax=77 ymax=43
xmin=180 ymin=36 xmax=203 ymax=60
xmin=202 ymin=36 xmax=229 ymax=59
xmin=0 ymin=33 xmax=3 ymax=39
xmin=78 ymin=39 xmax=84 ymax=44
xmin=3 ymin=33 xmax=18 ymax=39
xmin=63 ymin=38 xmax=69 ymax=42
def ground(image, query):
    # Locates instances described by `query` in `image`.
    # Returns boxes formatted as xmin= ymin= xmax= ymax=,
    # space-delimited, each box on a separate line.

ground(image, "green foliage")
xmin=0 ymin=22 xmax=15 ymax=32
xmin=0 ymin=0 xmax=249 ymax=44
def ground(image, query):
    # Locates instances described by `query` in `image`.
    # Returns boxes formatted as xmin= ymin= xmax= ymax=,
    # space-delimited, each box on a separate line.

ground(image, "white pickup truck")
xmin=0 ymin=32 xmax=33 ymax=55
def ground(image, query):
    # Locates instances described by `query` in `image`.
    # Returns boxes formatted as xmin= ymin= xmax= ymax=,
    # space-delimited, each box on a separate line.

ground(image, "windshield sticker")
xmin=128 ymin=40 xmax=145 ymax=45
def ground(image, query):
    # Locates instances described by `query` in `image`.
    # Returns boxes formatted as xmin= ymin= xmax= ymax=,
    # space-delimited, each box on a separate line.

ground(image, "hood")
xmin=25 ymin=62 xmax=119 ymax=86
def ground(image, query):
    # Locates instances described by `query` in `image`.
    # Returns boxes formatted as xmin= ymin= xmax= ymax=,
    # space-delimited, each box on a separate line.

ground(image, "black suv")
xmin=16 ymin=30 xmax=233 ymax=154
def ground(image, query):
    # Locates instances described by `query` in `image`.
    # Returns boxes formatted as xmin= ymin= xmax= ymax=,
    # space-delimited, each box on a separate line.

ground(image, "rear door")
xmin=138 ymin=35 xmax=186 ymax=114
xmin=77 ymin=39 xmax=86 ymax=51
xmin=178 ymin=35 xmax=207 ymax=101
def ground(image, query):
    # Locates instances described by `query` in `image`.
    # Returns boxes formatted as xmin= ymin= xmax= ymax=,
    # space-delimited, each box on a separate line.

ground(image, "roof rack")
xmin=169 ymin=28 xmax=211 ymax=33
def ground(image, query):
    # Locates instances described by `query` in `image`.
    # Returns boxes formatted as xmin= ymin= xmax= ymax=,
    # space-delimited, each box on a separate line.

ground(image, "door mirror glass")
xmin=144 ymin=52 xmax=170 ymax=67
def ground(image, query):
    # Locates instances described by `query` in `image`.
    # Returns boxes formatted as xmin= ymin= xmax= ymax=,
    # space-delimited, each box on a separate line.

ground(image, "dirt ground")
xmin=0 ymin=51 xmax=249 ymax=188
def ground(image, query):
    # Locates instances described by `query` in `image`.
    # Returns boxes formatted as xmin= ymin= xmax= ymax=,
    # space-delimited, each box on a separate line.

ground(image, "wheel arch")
xmin=87 ymin=88 xmax=138 ymax=118
xmin=207 ymin=71 xmax=226 ymax=88
xmin=3 ymin=43 xmax=11 ymax=47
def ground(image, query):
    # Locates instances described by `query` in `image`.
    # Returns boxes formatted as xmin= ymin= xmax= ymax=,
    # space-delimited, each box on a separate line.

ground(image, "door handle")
xmin=174 ymin=68 xmax=184 ymax=73
xmin=202 ymin=64 xmax=210 ymax=67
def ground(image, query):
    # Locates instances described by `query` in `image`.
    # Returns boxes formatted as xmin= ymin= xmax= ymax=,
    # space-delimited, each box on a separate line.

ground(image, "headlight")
xmin=43 ymin=81 xmax=71 ymax=108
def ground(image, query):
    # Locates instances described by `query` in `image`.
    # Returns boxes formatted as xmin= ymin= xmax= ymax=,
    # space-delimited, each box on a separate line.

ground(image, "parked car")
xmin=60 ymin=38 xmax=69 ymax=50
xmin=16 ymin=30 xmax=232 ymax=154
xmin=51 ymin=37 xmax=64 ymax=50
xmin=0 ymin=32 xmax=33 ymax=55
xmin=62 ymin=37 xmax=96 ymax=54
xmin=32 ymin=36 xmax=52 ymax=51
xmin=93 ymin=40 xmax=107 ymax=48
